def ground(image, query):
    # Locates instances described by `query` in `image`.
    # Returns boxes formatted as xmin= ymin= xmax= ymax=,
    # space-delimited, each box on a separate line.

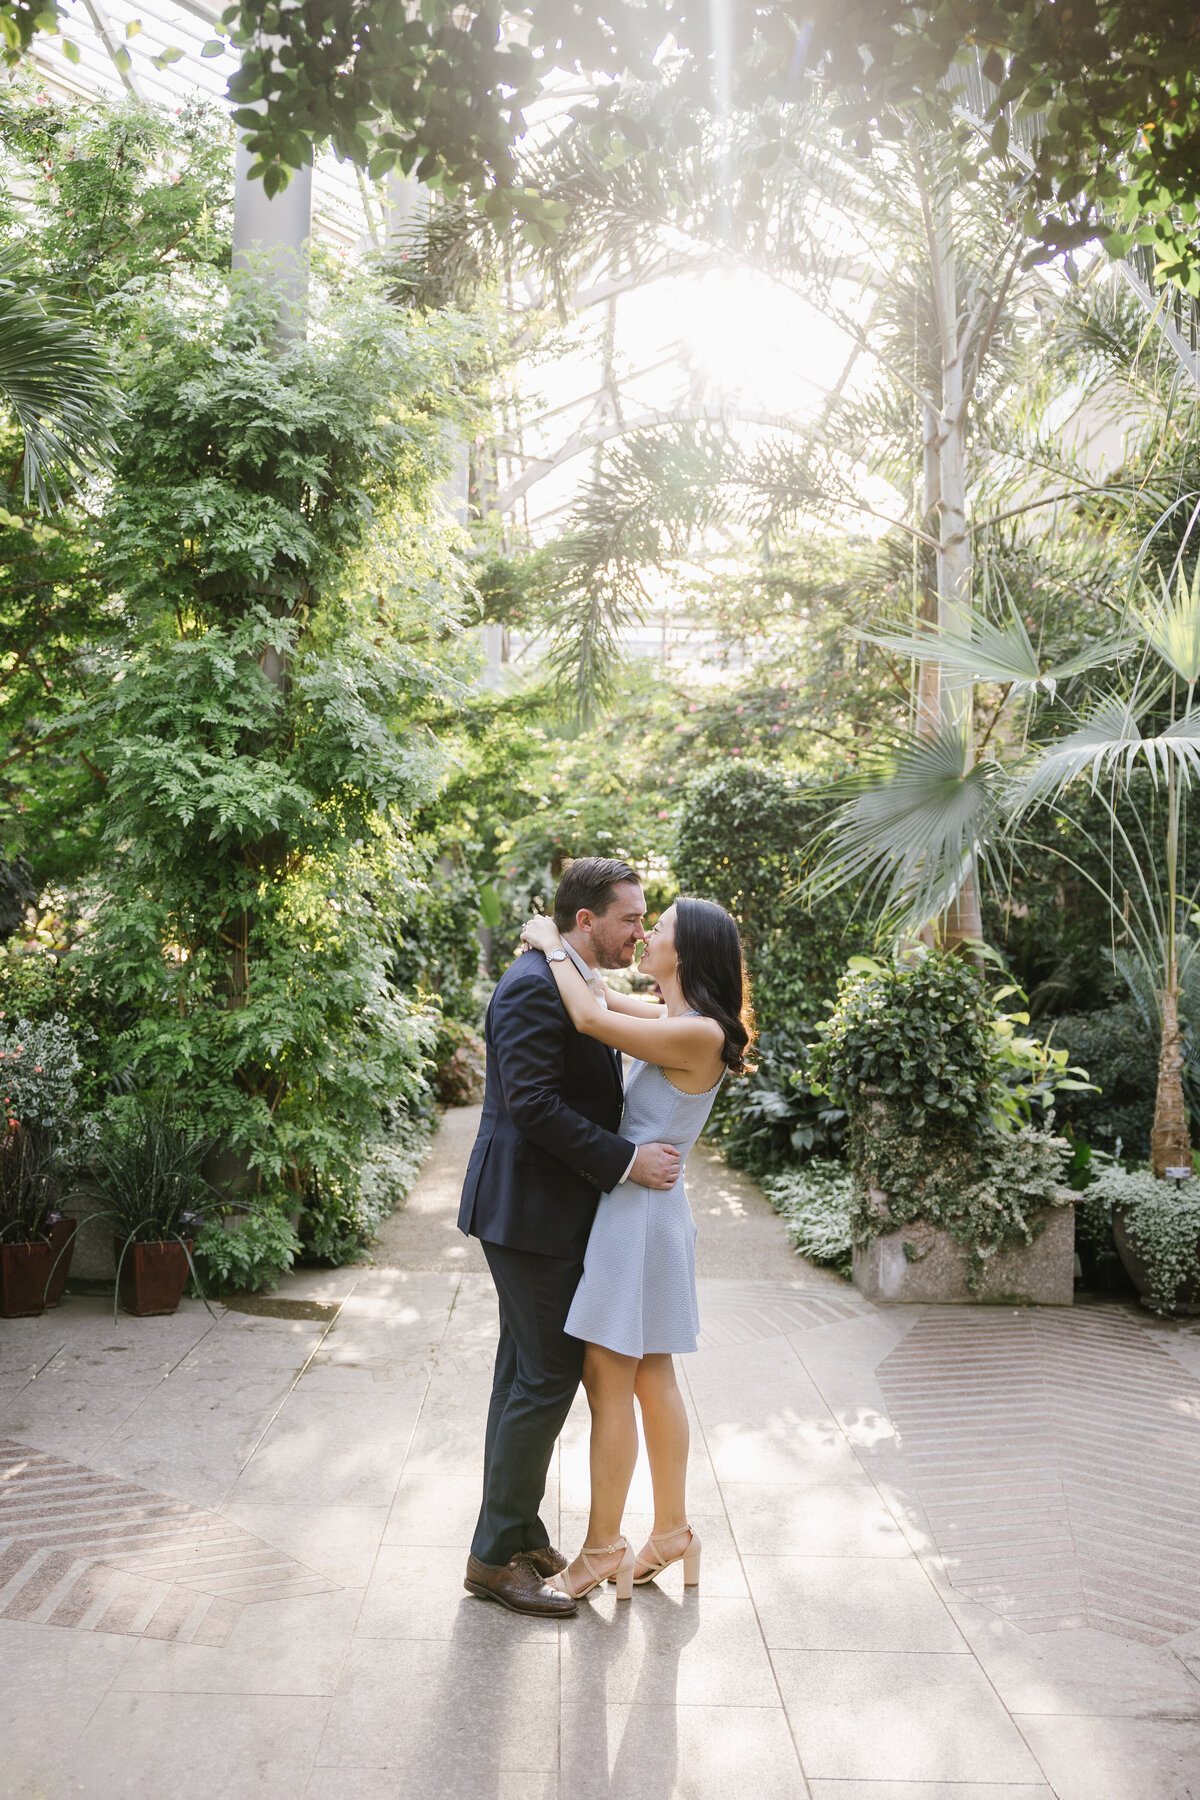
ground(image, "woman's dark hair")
xmin=673 ymin=896 xmax=754 ymax=1076
xmin=553 ymin=856 xmax=640 ymax=931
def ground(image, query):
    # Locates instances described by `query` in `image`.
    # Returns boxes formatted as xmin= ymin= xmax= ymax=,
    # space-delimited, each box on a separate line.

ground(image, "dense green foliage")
xmin=0 ymin=94 xmax=494 ymax=1272
xmin=703 ymin=1029 xmax=845 ymax=1178
xmin=812 ymin=955 xmax=1076 ymax=1286
xmin=810 ymin=957 xmax=1000 ymax=1128
xmin=672 ymin=759 xmax=869 ymax=1028
xmin=153 ymin=2 xmax=1200 ymax=289
xmin=761 ymin=1159 xmax=853 ymax=1278
xmin=1046 ymin=1004 xmax=1157 ymax=1158
xmin=1088 ymin=1165 xmax=1200 ymax=1314
xmin=76 ymin=274 xmax=480 ymax=1247
xmin=191 ymin=1207 xmax=302 ymax=1297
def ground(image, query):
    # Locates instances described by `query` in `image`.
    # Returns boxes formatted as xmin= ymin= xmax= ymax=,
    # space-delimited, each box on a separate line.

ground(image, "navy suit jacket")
xmin=458 ymin=950 xmax=635 ymax=1262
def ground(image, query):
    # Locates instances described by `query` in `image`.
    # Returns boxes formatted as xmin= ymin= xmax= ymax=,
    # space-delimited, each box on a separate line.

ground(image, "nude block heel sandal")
xmin=552 ymin=1538 xmax=636 ymax=1601
xmin=632 ymin=1526 xmax=701 ymax=1588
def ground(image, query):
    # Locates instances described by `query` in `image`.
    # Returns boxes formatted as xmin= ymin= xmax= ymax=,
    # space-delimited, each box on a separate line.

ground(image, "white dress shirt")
xmin=560 ymin=939 xmax=637 ymax=1186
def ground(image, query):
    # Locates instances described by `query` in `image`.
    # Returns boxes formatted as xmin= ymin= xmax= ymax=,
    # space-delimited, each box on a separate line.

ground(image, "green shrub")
xmin=1085 ymin=1164 xmax=1200 ymax=1313
xmin=812 ymin=955 xmax=1075 ymax=1287
xmin=809 ymin=955 xmax=999 ymax=1127
xmin=707 ymin=1028 xmax=845 ymax=1176
xmin=761 ymin=1159 xmax=853 ymax=1276
xmin=0 ymin=1013 xmax=93 ymax=1154
xmin=1048 ymin=1003 xmax=1155 ymax=1157
xmin=852 ymin=1108 xmax=1073 ymax=1288
xmin=672 ymin=760 xmax=871 ymax=1028
xmin=389 ymin=863 xmax=487 ymax=1028
xmin=190 ymin=1207 xmax=301 ymax=1296
xmin=303 ymin=1103 xmax=434 ymax=1263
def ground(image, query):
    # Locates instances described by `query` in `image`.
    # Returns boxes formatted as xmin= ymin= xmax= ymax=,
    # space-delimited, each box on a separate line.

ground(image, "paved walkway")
xmin=3 ymin=1106 xmax=1200 ymax=1799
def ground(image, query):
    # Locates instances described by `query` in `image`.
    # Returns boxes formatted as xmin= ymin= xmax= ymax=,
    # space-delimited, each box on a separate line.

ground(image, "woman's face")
xmin=638 ymin=904 xmax=677 ymax=986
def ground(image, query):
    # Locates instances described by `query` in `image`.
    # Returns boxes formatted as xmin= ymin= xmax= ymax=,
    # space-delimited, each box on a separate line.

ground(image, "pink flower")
xmin=33 ymin=1066 xmax=42 ymax=1073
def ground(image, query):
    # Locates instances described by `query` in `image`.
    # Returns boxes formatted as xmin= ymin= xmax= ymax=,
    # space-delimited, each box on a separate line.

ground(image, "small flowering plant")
xmin=0 ymin=1012 xmax=96 ymax=1154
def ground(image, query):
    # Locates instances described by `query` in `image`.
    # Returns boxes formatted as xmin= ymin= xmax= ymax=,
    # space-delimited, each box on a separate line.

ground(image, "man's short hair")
xmin=553 ymin=857 xmax=641 ymax=932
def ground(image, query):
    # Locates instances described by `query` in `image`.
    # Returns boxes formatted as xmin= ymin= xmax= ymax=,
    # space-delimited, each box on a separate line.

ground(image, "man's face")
xmin=581 ymin=882 xmax=647 ymax=969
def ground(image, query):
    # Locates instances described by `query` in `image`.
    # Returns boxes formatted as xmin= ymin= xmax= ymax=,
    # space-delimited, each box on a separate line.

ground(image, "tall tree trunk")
xmin=925 ymin=175 xmax=982 ymax=953
xmin=1151 ymin=976 xmax=1193 ymax=1176
xmin=915 ymin=396 xmax=941 ymax=738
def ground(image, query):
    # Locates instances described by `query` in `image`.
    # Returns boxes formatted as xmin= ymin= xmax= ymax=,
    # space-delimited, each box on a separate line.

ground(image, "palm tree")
xmin=812 ymin=557 xmax=1200 ymax=1175
xmin=0 ymin=260 xmax=118 ymax=510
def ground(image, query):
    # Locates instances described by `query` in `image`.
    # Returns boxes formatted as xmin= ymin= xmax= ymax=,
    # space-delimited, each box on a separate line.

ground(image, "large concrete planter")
xmin=852 ymin=1202 xmax=1076 ymax=1305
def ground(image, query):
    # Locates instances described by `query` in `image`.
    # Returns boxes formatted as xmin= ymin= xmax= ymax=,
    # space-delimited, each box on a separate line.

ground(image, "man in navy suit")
xmin=460 ymin=857 xmax=681 ymax=1617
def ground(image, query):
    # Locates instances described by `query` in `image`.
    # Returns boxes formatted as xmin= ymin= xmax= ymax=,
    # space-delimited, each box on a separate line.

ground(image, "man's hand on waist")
xmin=629 ymin=1142 xmax=682 ymax=1190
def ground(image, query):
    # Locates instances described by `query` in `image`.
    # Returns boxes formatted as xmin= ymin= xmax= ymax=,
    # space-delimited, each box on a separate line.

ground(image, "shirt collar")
xmin=561 ymin=938 xmax=608 ymax=1005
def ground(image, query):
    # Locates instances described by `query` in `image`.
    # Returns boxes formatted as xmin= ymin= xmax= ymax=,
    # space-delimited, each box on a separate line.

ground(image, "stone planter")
xmin=853 ymin=1203 xmax=1076 ymax=1305
xmin=116 ymin=1239 xmax=193 ymax=1317
xmin=0 ymin=1240 xmax=55 ymax=1317
xmin=1111 ymin=1202 xmax=1200 ymax=1316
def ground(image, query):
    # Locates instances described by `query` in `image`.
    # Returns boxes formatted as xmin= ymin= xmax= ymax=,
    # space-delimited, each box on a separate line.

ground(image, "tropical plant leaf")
xmin=1135 ymin=560 xmax=1200 ymax=686
xmin=805 ymin=722 xmax=1004 ymax=931
xmin=858 ymin=602 xmax=1122 ymax=697
xmin=1010 ymin=697 xmax=1200 ymax=807
xmin=0 ymin=269 xmax=120 ymax=508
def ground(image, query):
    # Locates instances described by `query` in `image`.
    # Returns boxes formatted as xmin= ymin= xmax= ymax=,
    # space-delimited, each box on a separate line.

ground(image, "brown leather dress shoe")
xmin=463 ymin=1553 xmax=577 ymax=1617
xmin=521 ymin=1545 xmax=568 ymax=1578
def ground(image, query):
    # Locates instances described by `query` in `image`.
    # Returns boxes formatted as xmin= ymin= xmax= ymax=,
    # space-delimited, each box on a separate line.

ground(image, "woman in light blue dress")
xmin=519 ymin=897 xmax=752 ymax=1602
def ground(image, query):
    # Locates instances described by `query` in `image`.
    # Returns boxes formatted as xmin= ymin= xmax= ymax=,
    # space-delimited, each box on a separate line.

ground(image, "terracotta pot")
xmin=0 ymin=1240 xmax=54 ymax=1317
xmin=43 ymin=1218 xmax=78 ymax=1308
xmin=116 ymin=1238 xmax=193 ymax=1317
xmin=1112 ymin=1202 xmax=1200 ymax=1316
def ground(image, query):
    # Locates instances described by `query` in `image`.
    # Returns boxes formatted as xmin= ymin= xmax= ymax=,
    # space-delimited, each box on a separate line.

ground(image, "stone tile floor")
xmin=3 ymin=1108 xmax=1200 ymax=1798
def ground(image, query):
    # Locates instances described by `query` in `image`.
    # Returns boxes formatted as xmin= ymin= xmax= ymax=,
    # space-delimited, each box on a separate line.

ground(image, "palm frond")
xmin=1010 ymin=697 xmax=1200 ymax=809
xmin=859 ymin=602 xmax=1122 ymax=696
xmin=1135 ymin=560 xmax=1200 ymax=686
xmin=0 ymin=276 xmax=119 ymax=508
xmin=540 ymin=425 xmax=744 ymax=715
xmin=804 ymin=722 xmax=1004 ymax=931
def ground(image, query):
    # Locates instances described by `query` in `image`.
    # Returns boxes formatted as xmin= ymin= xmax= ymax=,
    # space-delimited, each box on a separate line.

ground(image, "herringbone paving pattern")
xmin=877 ymin=1305 xmax=1200 ymax=1644
xmin=696 ymin=1279 xmax=867 ymax=1347
xmin=0 ymin=1437 xmax=337 ymax=1644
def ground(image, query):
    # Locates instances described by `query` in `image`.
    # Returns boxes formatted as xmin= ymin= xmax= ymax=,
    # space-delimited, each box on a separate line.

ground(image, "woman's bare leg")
xmin=633 ymin=1353 xmax=691 ymax=1573
xmin=582 ymin=1342 xmax=640 ymax=1542
xmin=554 ymin=1342 xmax=639 ymax=1596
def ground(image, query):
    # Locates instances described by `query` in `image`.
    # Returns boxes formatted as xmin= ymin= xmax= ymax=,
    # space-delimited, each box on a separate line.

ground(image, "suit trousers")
xmin=471 ymin=1238 xmax=586 ymax=1567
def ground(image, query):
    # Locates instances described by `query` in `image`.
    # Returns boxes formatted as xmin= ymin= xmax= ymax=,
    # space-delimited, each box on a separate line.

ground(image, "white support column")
xmin=232 ymin=137 xmax=312 ymax=340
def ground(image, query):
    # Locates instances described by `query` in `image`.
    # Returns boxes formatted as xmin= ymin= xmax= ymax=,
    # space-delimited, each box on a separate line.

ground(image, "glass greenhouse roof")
xmin=27 ymin=0 xmax=372 ymax=245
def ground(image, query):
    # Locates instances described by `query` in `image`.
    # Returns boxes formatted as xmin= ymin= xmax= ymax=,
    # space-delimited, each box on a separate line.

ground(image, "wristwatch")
xmin=547 ymin=949 xmax=567 ymax=963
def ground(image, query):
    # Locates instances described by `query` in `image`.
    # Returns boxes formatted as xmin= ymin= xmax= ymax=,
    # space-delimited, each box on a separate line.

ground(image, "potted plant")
xmin=86 ymin=1100 xmax=217 ymax=1317
xmin=1086 ymin=1164 xmax=1200 ymax=1315
xmin=0 ymin=1010 xmax=98 ymax=1310
xmin=0 ymin=1128 xmax=68 ymax=1317
xmin=810 ymin=954 xmax=1084 ymax=1303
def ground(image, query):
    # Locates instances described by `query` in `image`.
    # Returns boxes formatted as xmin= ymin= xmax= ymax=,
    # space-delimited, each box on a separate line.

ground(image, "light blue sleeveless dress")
xmin=565 ymin=1040 xmax=723 ymax=1359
